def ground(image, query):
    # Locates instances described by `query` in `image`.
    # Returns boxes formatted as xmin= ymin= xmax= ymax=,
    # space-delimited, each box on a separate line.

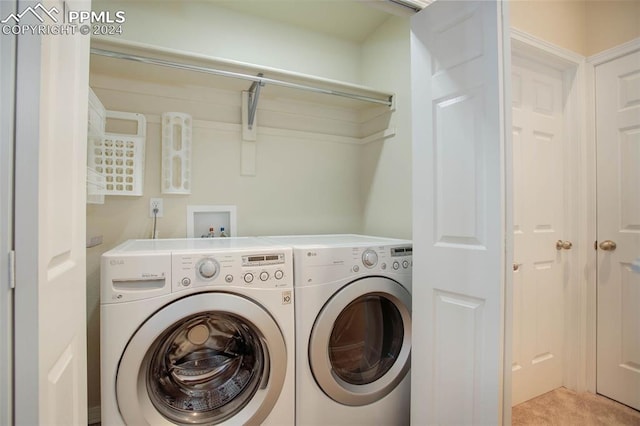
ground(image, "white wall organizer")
xmin=87 ymin=89 xmax=106 ymax=204
xmin=161 ymin=112 xmax=192 ymax=194
xmin=88 ymin=110 xmax=146 ymax=196
xmin=86 ymin=168 xmax=106 ymax=205
xmin=186 ymin=205 xmax=237 ymax=238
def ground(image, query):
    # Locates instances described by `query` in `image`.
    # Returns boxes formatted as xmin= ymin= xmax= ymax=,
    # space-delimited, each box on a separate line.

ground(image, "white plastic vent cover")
xmin=162 ymin=112 xmax=192 ymax=194
xmin=88 ymin=110 xmax=146 ymax=196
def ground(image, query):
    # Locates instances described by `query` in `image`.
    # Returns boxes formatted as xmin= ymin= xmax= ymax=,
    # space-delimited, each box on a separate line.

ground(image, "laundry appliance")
xmin=263 ymin=234 xmax=412 ymax=425
xmin=100 ymin=238 xmax=294 ymax=425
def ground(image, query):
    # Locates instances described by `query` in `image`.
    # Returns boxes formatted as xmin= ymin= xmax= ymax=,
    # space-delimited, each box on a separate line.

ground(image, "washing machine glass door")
xmin=309 ymin=276 xmax=411 ymax=406
xmin=116 ymin=292 xmax=287 ymax=425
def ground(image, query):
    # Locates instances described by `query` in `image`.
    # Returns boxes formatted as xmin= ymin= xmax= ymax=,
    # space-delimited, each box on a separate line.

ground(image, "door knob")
xmin=599 ymin=240 xmax=617 ymax=251
xmin=556 ymin=240 xmax=573 ymax=250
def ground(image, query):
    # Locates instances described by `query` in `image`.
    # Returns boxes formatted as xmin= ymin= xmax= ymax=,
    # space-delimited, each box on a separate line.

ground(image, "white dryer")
xmin=263 ymin=234 xmax=412 ymax=426
xmin=100 ymin=238 xmax=294 ymax=426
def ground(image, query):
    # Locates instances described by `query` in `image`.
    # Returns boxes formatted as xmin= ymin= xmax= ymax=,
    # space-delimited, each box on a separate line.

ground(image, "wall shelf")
xmin=90 ymin=38 xmax=397 ymax=177
xmin=90 ymin=37 xmax=395 ymax=112
xmin=142 ymin=114 xmax=396 ymax=146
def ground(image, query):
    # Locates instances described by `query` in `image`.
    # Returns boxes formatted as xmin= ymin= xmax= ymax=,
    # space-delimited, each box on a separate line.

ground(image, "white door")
xmin=511 ymin=55 xmax=567 ymax=405
xmin=411 ymin=1 xmax=512 ymax=424
xmin=595 ymin=49 xmax=640 ymax=411
xmin=13 ymin=0 xmax=90 ymax=424
xmin=0 ymin=1 xmax=17 ymax=424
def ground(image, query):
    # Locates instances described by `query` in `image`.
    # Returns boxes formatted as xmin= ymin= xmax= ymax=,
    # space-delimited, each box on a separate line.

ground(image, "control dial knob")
xmin=197 ymin=258 xmax=219 ymax=280
xmin=362 ymin=249 xmax=378 ymax=268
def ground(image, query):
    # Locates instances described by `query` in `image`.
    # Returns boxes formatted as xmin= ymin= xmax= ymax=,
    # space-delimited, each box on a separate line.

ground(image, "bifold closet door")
xmin=13 ymin=0 xmax=90 ymax=424
xmin=410 ymin=1 xmax=512 ymax=424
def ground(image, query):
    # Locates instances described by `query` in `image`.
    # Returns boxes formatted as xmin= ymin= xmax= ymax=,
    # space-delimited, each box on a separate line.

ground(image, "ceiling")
xmin=210 ymin=0 xmax=402 ymax=43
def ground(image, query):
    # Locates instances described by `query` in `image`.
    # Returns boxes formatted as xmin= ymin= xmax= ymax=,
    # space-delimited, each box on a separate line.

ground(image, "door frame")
xmin=509 ymin=29 xmax=590 ymax=396
xmin=586 ymin=36 xmax=640 ymax=397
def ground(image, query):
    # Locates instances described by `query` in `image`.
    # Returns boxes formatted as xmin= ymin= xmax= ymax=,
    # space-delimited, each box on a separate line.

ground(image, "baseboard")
xmin=88 ymin=405 xmax=101 ymax=425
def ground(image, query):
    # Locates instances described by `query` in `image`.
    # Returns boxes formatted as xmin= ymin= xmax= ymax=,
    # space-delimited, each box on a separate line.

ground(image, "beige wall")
xmin=360 ymin=16 xmax=412 ymax=239
xmin=585 ymin=0 xmax=640 ymax=55
xmin=86 ymin=76 xmax=369 ymax=409
xmin=92 ymin=0 xmax=363 ymax=84
xmin=510 ymin=0 xmax=588 ymax=55
xmin=510 ymin=0 xmax=640 ymax=56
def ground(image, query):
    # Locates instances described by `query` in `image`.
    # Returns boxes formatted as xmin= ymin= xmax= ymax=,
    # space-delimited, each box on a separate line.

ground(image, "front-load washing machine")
xmin=100 ymin=238 xmax=294 ymax=425
xmin=263 ymin=235 xmax=412 ymax=426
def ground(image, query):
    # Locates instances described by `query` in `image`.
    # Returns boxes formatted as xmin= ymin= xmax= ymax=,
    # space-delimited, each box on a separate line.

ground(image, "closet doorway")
xmin=510 ymin=33 xmax=584 ymax=406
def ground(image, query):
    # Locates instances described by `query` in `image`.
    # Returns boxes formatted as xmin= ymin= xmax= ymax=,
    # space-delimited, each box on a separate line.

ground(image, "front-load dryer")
xmin=263 ymin=234 xmax=412 ymax=426
xmin=100 ymin=238 xmax=294 ymax=425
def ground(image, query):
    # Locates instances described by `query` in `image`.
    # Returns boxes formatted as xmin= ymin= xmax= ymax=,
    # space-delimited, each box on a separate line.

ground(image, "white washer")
xmin=100 ymin=238 xmax=294 ymax=426
xmin=263 ymin=234 xmax=412 ymax=426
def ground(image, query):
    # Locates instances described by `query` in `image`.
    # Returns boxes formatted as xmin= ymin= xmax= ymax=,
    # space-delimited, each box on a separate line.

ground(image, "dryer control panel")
xmin=172 ymin=250 xmax=292 ymax=292
xmin=293 ymin=244 xmax=412 ymax=287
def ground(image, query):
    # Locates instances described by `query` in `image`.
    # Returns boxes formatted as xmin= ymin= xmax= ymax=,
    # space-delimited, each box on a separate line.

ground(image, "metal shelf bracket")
xmin=247 ymin=73 xmax=264 ymax=131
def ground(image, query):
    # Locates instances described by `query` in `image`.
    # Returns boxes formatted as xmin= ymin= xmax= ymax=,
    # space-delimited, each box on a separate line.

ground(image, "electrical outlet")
xmin=150 ymin=198 xmax=164 ymax=218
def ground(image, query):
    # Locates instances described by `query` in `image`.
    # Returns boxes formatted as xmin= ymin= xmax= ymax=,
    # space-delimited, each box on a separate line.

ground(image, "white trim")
xmin=509 ymin=30 xmax=591 ymax=397
xmin=144 ymin=114 xmax=394 ymax=146
xmin=587 ymin=37 xmax=640 ymax=66
xmin=88 ymin=405 xmax=101 ymax=425
xmin=511 ymin=28 xmax=584 ymax=68
xmin=565 ymin=56 xmax=592 ymax=395
xmin=584 ymin=60 xmax=598 ymax=393
xmin=502 ymin=4 xmax=513 ymax=423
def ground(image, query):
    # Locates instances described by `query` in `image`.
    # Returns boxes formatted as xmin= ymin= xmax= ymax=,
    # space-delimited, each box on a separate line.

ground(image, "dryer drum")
xmin=309 ymin=277 xmax=412 ymax=407
xmin=328 ymin=295 xmax=404 ymax=385
xmin=144 ymin=312 xmax=264 ymax=424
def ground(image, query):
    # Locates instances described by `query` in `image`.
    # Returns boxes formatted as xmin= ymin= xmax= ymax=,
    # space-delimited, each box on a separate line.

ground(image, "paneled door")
xmin=13 ymin=0 xmax=90 ymax=424
xmin=595 ymin=49 xmax=640 ymax=411
xmin=511 ymin=55 xmax=567 ymax=405
xmin=410 ymin=1 xmax=512 ymax=424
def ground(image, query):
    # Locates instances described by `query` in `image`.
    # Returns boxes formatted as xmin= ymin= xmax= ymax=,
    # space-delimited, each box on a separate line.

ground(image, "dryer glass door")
xmin=329 ymin=295 xmax=404 ymax=385
xmin=309 ymin=277 xmax=411 ymax=406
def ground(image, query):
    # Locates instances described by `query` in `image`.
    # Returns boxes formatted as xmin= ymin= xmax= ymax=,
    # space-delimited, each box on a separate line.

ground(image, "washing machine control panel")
xmin=196 ymin=258 xmax=220 ymax=280
xmin=172 ymin=250 xmax=291 ymax=292
xmin=361 ymin=249 xmax=379 ymax=268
